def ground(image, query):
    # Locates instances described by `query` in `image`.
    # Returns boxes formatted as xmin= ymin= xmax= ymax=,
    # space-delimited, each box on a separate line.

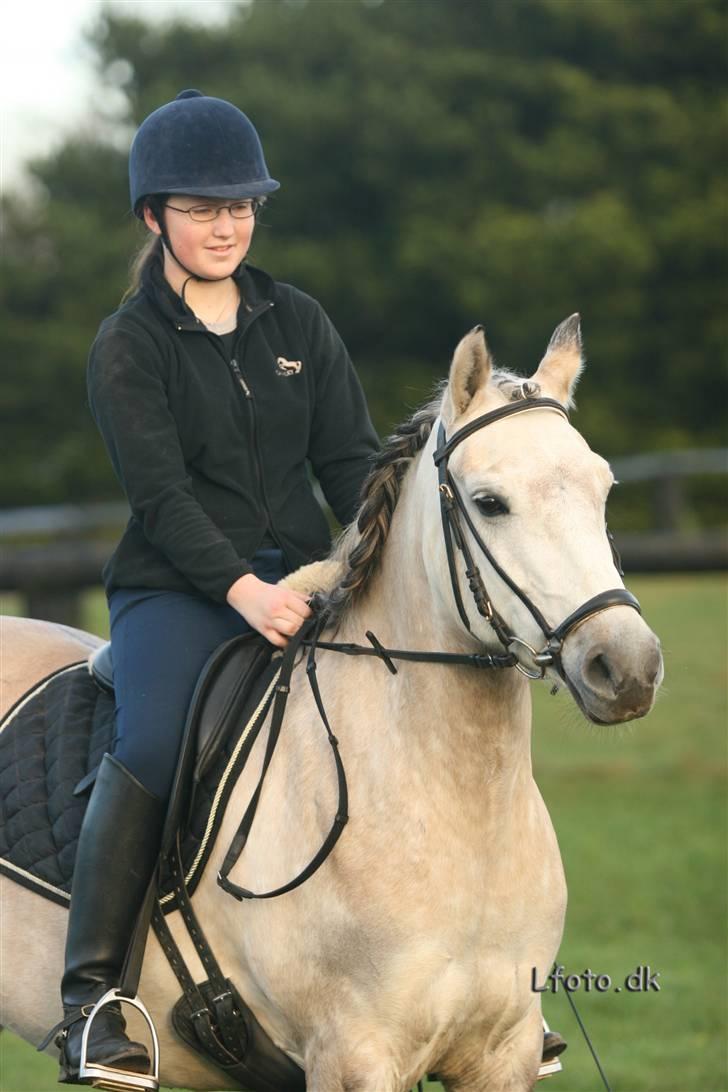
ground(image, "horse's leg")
xmin=0 ymin=877 xmax=68 ymax=1047
xmin=437 ymin=1009 xmax=543 ymax=1092
xmin=305 ymin=1032 xmax=416 ymax=1092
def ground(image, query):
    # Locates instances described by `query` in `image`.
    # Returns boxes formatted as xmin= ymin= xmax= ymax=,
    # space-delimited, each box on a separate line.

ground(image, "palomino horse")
xmin=0 ymin=317 xmax=662 ymax=1091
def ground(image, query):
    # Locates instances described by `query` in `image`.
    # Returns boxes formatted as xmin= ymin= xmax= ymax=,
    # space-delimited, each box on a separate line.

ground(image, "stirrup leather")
xmin=79 ymin=989 xmax=160 ymax=1091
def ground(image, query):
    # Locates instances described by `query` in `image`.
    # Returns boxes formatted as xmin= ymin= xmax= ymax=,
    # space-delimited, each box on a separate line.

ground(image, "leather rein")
xmin=216 ymin=394 xmax=641 ymax=903
xmin=117 ymin=394 xmax=640 ymax=1084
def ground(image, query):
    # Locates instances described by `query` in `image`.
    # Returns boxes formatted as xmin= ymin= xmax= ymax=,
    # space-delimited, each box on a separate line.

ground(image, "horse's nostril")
xmin=586 ymin=652 xmax=614 ymax=691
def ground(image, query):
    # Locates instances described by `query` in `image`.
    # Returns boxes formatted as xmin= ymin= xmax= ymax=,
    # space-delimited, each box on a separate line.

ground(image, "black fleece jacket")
xmin=87 ymin=255 xmax=379 ymax=602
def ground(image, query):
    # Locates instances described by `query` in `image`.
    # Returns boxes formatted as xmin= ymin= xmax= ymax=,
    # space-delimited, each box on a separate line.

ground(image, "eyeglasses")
xmin=164 ymin=199 xmax=261 ymax=222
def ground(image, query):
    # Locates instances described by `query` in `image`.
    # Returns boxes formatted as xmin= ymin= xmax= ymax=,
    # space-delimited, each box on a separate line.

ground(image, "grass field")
xmin=1 ymin=574 xmax=726 ymax=1092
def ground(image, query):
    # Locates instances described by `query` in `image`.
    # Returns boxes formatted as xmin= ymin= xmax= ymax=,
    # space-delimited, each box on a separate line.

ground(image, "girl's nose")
xmin=212 ymin=208 xmax=235 ymax=235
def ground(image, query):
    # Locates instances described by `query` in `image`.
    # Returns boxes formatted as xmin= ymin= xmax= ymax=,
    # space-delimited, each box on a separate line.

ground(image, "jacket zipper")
xmin=221 ymin=302 xmax=282 ymax=548
xmin=229 ymin=355 xmax=281 ymax=548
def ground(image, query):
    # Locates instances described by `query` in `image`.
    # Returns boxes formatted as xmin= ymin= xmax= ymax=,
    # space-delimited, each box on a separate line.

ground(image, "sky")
xmin=1 ymin=0 xmax=234 ymax=191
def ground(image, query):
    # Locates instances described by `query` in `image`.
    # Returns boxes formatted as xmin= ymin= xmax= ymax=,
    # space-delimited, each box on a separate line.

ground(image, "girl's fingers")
xmin=287 ymin=595 xmax=312 ymax=618
xmin=271 ymin=613 xmax=305 ymax=637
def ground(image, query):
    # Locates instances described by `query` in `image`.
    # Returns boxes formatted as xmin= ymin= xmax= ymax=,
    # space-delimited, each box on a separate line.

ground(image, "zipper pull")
xmin=230 ymin=358 xmax=252 ymax=398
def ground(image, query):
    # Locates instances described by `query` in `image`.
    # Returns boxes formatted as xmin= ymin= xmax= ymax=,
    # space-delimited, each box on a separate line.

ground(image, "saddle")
xmin=0 ymin=630 xmax=306 ymax=1091
xmin=87 ymin=634 xmax=270 ymax=784
xmin=0 ymin=633 xmax=274 ymax=901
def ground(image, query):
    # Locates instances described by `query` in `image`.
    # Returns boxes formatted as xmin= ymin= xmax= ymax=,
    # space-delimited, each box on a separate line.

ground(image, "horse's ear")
xmin=443 ymin=325 xmax=493 ymax=422
xmin=532 ymin=314 xmax=584 ymax=407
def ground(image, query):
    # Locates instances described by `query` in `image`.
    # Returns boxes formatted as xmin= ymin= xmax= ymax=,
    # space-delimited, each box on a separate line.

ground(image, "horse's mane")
xmin=318 ymin=368 xmax=527 ymax=624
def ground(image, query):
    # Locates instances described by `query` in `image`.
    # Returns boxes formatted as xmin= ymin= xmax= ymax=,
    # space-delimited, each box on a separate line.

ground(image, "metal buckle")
xmin=507 ymin=636 xmax=554 ymax=680
xmin=79 ymin=988 xmax=160 ymax=1091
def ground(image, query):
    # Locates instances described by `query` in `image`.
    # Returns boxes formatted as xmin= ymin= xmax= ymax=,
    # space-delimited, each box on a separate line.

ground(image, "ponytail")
xmin=120 ymin=195 xmax=167 ymax=303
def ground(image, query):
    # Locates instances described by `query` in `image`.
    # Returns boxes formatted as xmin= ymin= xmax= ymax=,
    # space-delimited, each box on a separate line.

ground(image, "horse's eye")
xmin=474 ymin=495 xmax=508 ymax=517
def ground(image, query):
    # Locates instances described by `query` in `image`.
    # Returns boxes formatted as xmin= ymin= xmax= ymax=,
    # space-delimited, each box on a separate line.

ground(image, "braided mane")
xmin=319 ymin=390 xmax=443 ymax=623
xmin=318 ymin=368 xmax=530 ymax=624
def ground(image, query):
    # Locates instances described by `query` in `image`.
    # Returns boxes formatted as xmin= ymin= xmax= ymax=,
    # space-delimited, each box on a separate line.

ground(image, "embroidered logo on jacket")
xmin=275 ymin=357 xmax=303 ymax=376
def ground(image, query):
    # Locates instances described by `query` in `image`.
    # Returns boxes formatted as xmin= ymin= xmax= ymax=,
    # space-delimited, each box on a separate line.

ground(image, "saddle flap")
xmin=87 ymin=633 xmax=275 ymax=785
xmin=193 ymin=634 xmax=275 ymax=783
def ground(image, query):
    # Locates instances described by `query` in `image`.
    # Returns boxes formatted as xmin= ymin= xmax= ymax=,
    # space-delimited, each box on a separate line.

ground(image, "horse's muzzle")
xmin=561 ymin=615 xmax=664 ymax=725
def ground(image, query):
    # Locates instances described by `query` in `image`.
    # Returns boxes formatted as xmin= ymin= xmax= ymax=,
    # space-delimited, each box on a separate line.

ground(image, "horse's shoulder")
xmin=0 ymin=616 xmax=102 ymax=719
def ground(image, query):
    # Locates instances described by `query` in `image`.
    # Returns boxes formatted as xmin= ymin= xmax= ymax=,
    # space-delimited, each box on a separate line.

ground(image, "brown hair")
xmin=120 ymin=195 xmax=167 ymax=303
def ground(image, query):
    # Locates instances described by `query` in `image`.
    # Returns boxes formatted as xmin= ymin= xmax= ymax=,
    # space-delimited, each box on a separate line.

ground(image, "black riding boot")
xmin=542 ymin=1030 xmax=567 ymax=1059
xmin=56 ymin=753 xmax=165 ymax=1083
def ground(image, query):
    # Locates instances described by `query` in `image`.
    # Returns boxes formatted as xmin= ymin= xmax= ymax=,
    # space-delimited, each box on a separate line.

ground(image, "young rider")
xmin=52 ymin=89 xmax=379 ymax=1083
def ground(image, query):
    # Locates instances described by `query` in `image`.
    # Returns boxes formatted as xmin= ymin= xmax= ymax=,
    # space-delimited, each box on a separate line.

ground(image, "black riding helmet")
xmin=129 ymin=89 xmax=280 ymax=280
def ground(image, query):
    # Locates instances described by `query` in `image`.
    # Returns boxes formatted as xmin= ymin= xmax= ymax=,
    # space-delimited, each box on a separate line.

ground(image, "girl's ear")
xmin=142 ymin=204 xmax=162 ymax=237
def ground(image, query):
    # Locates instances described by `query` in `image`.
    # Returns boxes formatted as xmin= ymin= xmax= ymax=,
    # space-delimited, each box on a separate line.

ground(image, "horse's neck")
xmin=329 ymin=465 xmax=534 ymax=795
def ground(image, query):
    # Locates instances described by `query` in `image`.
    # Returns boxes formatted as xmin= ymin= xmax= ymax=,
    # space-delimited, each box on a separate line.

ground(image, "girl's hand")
xmin=226 ymin=573 xmax=312 ymax=648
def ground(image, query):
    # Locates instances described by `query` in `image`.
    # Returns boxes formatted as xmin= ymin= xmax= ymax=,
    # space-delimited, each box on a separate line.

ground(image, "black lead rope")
xmin=564 ymin=986 xmax=613 ymax=1092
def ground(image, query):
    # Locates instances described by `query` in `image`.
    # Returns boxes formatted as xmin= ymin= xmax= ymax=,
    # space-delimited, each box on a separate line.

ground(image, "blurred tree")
xmin=1 ymin=0 xmax=725 ymax=506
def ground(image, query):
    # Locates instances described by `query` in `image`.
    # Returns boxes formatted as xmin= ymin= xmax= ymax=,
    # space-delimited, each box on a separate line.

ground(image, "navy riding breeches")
xmin=107 ymin=549 xmax=286 ymax=801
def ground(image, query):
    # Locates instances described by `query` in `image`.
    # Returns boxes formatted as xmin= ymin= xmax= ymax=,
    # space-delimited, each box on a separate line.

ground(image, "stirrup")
xmin=537 ymin=1017 xmax=564 ymax=1081
xmin=79 ymin=989 xmax=160 ymax=1091
xmin=537 ymin=1055 xmax=563 ymax=1080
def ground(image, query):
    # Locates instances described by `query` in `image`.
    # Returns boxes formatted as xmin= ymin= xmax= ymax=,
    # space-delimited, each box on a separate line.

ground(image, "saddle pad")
xmin=0 ymin=650 xmax=282 ymax=910
xmin=0 ymin=663 xmax=112 ymax=903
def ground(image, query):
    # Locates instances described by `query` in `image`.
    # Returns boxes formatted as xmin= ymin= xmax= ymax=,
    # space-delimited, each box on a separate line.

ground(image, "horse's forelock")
xmin=319 ymin=369 xmax=539 ymax=624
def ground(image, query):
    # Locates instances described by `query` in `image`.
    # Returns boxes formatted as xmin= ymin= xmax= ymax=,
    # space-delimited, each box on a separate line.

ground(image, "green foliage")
xmin=1 ymin=0 xmax=726 ymax=506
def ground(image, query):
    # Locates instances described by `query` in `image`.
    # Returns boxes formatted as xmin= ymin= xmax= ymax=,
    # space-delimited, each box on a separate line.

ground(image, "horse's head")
xmin=429 ymin=315 xmax=663 ymax=724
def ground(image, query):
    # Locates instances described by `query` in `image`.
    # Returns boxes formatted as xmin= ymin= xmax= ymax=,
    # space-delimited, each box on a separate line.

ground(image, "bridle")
xmin=433 ymin=394 xmax=641 ymax=682
xmin=212 ymin=390 xmax=643 ymax=907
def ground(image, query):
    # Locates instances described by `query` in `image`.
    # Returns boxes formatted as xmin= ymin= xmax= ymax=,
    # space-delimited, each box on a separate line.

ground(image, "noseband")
xmin=433 ymin=396 xmax=641 ymax=681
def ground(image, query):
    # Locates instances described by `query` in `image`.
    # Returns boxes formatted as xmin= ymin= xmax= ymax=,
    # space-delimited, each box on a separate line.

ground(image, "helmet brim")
xmin=134 ymin=177 xmax=280 ymax=218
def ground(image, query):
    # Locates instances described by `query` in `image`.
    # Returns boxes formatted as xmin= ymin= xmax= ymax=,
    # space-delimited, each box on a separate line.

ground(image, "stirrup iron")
xmin=537 ymin=1016 xmax=564 ymax=1081
xmin=79 ymin=989 xmax=160 ymax=1091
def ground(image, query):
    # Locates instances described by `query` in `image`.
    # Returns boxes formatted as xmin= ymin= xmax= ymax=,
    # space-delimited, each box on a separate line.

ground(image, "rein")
xmin=216 ymin=393 xmax=642 ymax=905
xmin=215 ymin=614 xmax=517 ymax=904
xmin=208 ymin=394 xmax=629 ymax=1090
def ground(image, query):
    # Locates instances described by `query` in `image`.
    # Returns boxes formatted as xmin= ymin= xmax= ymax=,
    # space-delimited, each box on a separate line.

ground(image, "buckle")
xmin=507 ymin=636 xmax=550 ymax=680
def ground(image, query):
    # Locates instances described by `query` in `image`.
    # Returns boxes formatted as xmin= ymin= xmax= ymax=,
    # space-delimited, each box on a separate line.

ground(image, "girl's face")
xmin=144 ymin=195 xmax=256 ymax=279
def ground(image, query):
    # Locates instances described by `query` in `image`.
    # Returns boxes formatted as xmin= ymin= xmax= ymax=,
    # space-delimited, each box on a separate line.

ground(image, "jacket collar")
xmin=140 ymin=250 xmax=276 ymax=331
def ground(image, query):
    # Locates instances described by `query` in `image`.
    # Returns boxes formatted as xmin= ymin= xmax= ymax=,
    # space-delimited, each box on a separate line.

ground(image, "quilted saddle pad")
xmin=0 ymin=651 xmax=281 ymax=910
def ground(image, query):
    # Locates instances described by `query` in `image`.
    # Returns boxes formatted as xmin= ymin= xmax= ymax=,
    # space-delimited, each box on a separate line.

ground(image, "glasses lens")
xmin=229 ymin=200 xmax=257 ymax=219
xmin=188 ymin=205 xmax=217 ymax=222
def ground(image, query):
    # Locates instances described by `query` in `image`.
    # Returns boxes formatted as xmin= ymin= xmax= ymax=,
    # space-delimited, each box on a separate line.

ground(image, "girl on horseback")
xmin=51 ymin=89 xmax=379 ymax=1084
